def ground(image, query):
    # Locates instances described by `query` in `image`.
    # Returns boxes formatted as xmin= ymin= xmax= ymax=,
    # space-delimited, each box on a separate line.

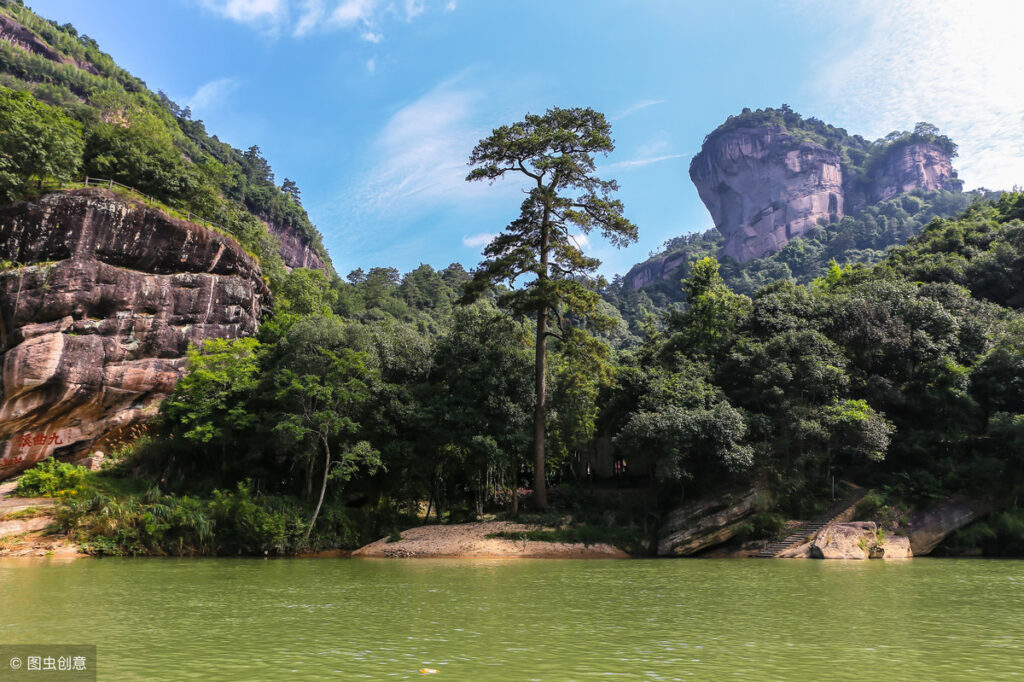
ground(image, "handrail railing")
xmin=79 ymin=176 xmax=230 ymax=235
xmin=28 ymin=177 xmax=233 ymax=237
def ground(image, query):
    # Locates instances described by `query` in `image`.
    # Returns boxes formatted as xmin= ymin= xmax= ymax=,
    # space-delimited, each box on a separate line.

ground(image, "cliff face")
xmin=870 ymin=143 xmax=955 ymax=203
xmin=688 ymin=127 xmax=956 ymax=264
xmin=689 ymin=126 xmax=844 ymax=262
xmin=267 ymin=221 xmax=328 ymax=273
xmin=623 ymin=252 xmax=687 ymax=290
xmin=0 ymin=189 xmax=269 ymax=479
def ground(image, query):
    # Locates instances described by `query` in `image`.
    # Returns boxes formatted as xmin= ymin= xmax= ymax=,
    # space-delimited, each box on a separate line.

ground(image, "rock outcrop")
xmin=907 ymin=498 xmax=989 ymax=556
xmin=0 ymin=189 xmax=269 ymax=479
xmin=658 ymin=486 xmax=769 ymax=556
xmin=809 ymin=522 xmax=912 ymax=560
xmin=622 ymin=252 xmax=687 ymax=290
xmin=689 ymin=126 xmax=844 ymax=262
xmin=869 ymin=143 xmax=956 ymax=204
xmin=686 ymin=124 xmax=957 ymax=265
xmin=267 ymin=221 xmax=328 ymax=273
xmin=0 ymin=11 xmax=100 ymax=76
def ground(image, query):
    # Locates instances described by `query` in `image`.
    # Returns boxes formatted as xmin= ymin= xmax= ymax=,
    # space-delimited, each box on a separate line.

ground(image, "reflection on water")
xmin=1 ymin=557 xmax=1022 ymax=680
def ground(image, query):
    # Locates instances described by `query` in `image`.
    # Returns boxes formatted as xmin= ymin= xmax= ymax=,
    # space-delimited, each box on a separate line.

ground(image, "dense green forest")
xmin=34 ymin=193 xmax=1024 ymax=556
xmin=4 ymin=3 xmax=1024 ymax=557
xmin=606 ymin=187 xmax=984 ymax=333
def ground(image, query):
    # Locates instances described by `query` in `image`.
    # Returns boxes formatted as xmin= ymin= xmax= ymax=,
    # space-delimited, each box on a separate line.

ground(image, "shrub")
xmin=14 ymin=458 xmax=87 ymax=497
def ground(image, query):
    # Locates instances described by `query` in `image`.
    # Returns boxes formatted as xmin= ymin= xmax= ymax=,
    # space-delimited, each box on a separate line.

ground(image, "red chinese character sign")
xmin=0 ymin=431 xmax=67 ymax=477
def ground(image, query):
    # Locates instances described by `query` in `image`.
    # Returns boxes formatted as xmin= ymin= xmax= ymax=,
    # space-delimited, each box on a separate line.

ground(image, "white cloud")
xmin=462 ymin=233 xmax=495 ymax=248
xmin=445 ymin=0 xmax=456 ymax=10
xmin=293 ymin=0 xmax=325 ymax=36
xmin=200 ymin=0 xmax=287 ymax=32
xmin=570 ymin=232 xmax=590 ymax=251
xmin=612 ymin=99 xmax=665 ymax=121
xmin=366 ymin=57 xmax=376 ymax=73
xmin=203 ymin=0 xmax=447 ymax=38
xmin=807 ymin=0 xmax=1024 ymax=190
xmin=187 ymin=77 xmax=241 ymax=112
xmin=601 ymin=154 xmax=687 ymax=171
xmin=350 ymin=76 xmax=520 ymax=217
xmin=403 ymin=0 xmax=425 ymax=21
xmin=330 ymin=0 xmax=376 ymax=26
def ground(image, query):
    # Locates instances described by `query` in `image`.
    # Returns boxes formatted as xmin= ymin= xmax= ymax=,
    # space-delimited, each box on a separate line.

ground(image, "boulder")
xmin=776 ymin=541 xmax=812 ymax=559
xmin=810 ymin=522 xmax=875 ymax=560
xmin=810 ymin=522 xmax=914 ymax=560
xmin=877 ymin=535 xmax=912 ymax=559
xmin=657 ymin=487 xmax=769 ymax=556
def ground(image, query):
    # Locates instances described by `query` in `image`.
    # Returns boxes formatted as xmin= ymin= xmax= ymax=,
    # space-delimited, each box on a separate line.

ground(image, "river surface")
xmin=1 ymin=557 xmax=1022 ymax=680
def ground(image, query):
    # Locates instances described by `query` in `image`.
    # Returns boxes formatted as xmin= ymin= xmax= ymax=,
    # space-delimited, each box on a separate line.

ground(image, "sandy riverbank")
xmin=353 ymin=521 xmax=631 ymax=559
xmin=0 ymin=480 xmax=85 ymax=558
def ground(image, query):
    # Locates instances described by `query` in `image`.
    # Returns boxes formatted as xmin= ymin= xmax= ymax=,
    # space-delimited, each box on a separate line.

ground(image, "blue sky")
xmin=27 ymin=0 xmax=1024 ymax=279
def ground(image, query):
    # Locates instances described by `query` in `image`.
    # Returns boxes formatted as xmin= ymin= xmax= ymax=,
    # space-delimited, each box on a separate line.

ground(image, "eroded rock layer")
xmin=0 ymin=189 xmax=269 ymax=479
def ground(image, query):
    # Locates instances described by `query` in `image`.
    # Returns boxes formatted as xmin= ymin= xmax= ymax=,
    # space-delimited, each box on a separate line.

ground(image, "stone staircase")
xmin=755 ymin=486 xmax=869 ymax=558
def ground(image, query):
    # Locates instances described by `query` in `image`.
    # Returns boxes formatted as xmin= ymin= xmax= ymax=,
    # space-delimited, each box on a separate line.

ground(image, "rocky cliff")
xmin=689 ymin=125 xmax=957 ymax=263
xmin=869 ymin=143 xmax=956 ymax=204
xmin=689 ymin=126 xmax=845 ymax=263
xmin=268 ymin=221 xmax=328 ymax=273
xmin=622 ymin=252 xmax=687 ymax=290
xmin=0 ymin=189 xmax=269 ymax=479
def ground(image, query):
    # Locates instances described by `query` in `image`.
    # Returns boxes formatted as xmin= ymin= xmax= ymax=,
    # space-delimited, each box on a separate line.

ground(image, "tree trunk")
xmin=533 ymin=306 xmax=548 ymax=509
xmin=305 ymin=456 xmax=314 ymax=501
xmin=305 ymin=435 xmax=331 ymax=541
xmin=533 ymin=206 xmax=552 ymax=510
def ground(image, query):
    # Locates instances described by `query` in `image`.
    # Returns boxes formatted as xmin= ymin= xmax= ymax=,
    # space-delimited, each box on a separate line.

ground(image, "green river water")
xmin=1 ymin=556 xmax=1022 ymax=680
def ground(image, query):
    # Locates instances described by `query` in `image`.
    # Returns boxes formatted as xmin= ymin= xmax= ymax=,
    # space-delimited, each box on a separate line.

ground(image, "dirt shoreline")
xmin=353 ymin=521 xmax=631 ymax=559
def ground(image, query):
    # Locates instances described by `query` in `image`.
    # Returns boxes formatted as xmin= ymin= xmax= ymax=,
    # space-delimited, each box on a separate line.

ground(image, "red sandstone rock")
xmin=689 ymin=126 xmax=844 ymax=263
xmin=0 ymin=189 xmax=269 ymax=479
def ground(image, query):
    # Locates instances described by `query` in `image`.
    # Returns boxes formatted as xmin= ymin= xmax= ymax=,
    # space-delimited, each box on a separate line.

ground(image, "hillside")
xmin=692 ymin=106 xmax=961 ymax=259
xmin=0 ymin=0 xmax=331 ymax=282
xmin=607 ymin=188 xmax=983 ymax=331
xmin=609 ymin=107 xmax=978 ymax=333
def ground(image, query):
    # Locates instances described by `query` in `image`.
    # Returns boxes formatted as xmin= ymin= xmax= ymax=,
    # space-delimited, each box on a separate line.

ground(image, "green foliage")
xmin=736 ymin=512 xmax=788 ymax=542
xmin=0 ymin=86 xmax=83 ymax=201
xmin=607 ymin=188 xmax=977 ymax=332
xmin=487 ymin=525 xmax=640 ymax=550
xmin=462 ymin=106 xmax=637 ymax=507
xmin=14 ymin=458 xmax=86 ymax=497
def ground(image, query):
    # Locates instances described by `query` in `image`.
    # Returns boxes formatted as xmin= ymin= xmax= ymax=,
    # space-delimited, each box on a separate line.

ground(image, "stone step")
xmin=756 ymin=487 xmax=869 ymax=558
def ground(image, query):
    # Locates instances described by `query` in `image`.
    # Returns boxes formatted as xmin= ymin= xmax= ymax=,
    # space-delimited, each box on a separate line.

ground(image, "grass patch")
xmin=0 ymin=532 xmax=27 ymax=552
xmin=1 ymin=506 xmax=47 ymax=521
xmin=487 ymin=525 xmax=639 ymax=550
